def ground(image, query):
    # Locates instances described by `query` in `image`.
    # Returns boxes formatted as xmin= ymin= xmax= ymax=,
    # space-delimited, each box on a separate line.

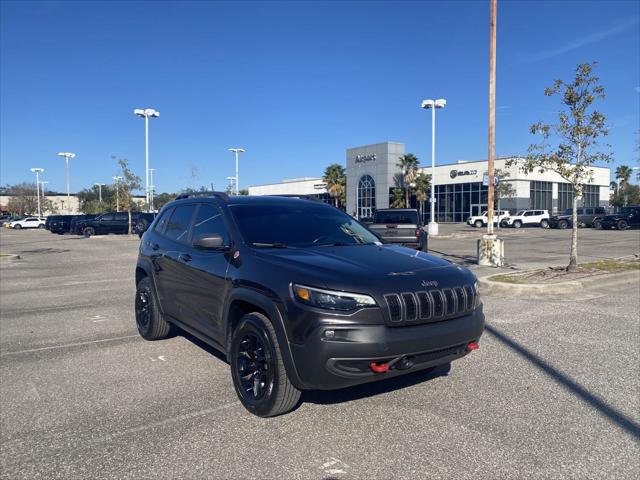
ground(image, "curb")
xmin=0 ymin=254 xmax=22 ymax=260
xmin=478 ymin=269 xmax=640 ymax=295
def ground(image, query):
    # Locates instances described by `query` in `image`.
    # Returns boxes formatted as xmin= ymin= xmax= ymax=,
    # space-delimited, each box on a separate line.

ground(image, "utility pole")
xmin=95 ymin=183 xmax=105 ymax=203
xmin=478 ymin=0 xmax=504 ymax=267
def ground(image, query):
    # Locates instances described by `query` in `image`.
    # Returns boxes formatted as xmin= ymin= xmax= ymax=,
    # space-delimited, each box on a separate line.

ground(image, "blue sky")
xmin=1 ymin=0 xmax=638 ymax=194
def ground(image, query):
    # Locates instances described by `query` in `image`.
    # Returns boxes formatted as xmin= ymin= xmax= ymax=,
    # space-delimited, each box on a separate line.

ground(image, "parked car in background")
xmin=548 ymin=207 xmax=606 ymax=229
xmin=367 ymin=208 xmax=427 ymax=251
xmin=75 ymin=212 xmax=151 ymax=237
xmin=502 ymin=210 xmax=550 ymax=228
xmin=49 ymin=215 xmax=80 ymax=234
xmin=467 ymin=210 xmax=510 ymax=228
xmin=70 ymin=215 xmax=98 ymax=235
xmin=6 ymin=217 xmax=46 ymax=229
xmin=0 ymin=214 xmax=17 ymax=227
xmin=133 ymin=212 xmax=156 ymax=238
xmin=600 ymin=206 xmax=640 ymax=230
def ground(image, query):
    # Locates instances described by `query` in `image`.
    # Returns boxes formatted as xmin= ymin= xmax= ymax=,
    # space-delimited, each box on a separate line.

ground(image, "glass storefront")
xmin=428 ymin=182 xmax=489 ymax=223
xmin=531 ymin=181 xmax=553 ymax=211
xmin=357 ymin=175 xmax=376 ymax=219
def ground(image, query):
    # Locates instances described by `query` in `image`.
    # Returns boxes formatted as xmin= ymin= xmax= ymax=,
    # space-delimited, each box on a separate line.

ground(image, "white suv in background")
xmin=502 ymin=210 xmax=550 ymax=228
xmin=7 ymin=217 xmax=46 ymax=229
xmin=467 ymin=210 xmax=510 ymax=228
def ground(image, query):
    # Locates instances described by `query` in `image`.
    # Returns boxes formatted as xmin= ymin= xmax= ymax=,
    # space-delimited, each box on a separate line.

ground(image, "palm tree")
xmin=390 ymin=188 xmax=404 ymax=208
xmin=397 ymin=154 xmax=420 ymax=208
xmin=322 ymin=164 xmax=346 ymax=208
xmin=615 ymin=165 xmax=632 ymax=189
xmin=413 ymin=172 xmax=431 ymax=221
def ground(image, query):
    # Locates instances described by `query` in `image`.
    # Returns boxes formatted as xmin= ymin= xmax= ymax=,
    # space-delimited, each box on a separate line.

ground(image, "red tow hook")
xmin=467 ymin=342 xmax=480 ymax=351
xmin=370 ymin=362 xmax=390 ymax=373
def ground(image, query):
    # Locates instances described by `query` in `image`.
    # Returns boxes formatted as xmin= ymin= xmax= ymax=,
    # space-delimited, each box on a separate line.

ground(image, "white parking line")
xmin=0 ymin=335 xmax=140 ymax=356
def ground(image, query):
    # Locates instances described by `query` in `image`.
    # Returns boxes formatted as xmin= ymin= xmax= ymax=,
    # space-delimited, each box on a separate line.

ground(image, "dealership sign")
xmin=354 ymin=154 xmax=376 ymax=164
xmin=450 ymin=169 xmax=478 ymax=179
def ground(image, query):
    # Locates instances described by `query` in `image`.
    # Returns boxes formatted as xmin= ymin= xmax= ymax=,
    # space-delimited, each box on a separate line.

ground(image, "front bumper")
xmin=289 ymin=308 xmax=484 ymax=390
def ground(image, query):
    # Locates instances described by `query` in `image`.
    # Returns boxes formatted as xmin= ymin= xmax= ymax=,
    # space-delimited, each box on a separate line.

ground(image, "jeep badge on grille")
xmin=421 ymin=280 xmax=439 ymax=288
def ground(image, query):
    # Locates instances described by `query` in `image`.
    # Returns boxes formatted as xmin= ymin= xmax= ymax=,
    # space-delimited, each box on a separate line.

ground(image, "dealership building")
xmin=248 ymin=141 xmax=610 ymax=223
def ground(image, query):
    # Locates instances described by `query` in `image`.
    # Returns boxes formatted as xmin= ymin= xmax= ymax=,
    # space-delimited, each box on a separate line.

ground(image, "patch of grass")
xmin=579 ymin=260 xmax=640 ymax=271
xmin=489 ymin=274 xmax=525 ymax=284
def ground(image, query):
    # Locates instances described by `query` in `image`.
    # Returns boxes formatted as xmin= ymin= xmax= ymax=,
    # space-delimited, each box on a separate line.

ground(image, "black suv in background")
xmin=367 ymin=208 xmax=427 ymax=251
xmin=74 ymin=212 xmax=155 ymax=237
xmin=135 ymin=193 xmax=484 ymax=417
xmin=548 ymin=207 xmax=606 ymax=229
xmin=601 ymin=206 xmax=640 ymax=230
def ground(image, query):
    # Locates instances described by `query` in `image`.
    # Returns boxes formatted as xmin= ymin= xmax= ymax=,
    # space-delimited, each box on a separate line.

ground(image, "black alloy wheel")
xmin=83 ymin=226 xmax=95 ymax=237
xmin=134 ymin=277 xmax=172 ymax=340
xmin=592 ymin=219 xmax=602 ymax=229
xmin=230 ymin=313 xmax=301 ymax=417
xmin=558 ymin=220 xmax=569 ymax=229
xmin=617 ymin=220 xmax=629 ymax=230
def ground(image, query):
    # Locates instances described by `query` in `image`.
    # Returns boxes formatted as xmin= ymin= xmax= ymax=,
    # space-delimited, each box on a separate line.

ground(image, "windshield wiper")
xmin=314 ymin=242 xmax=378 ymax=247
xmin=251 ymin=242 xmax=295 ymax=249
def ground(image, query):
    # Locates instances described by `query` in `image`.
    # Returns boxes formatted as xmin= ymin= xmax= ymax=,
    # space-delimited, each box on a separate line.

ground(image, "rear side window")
xmin=164 ymin=205 xmax=196 ymax=243
xmin=114 ymin=212 xmax=128 ymax=221
xmin=192 ymin=204 xmax=229 ymax=243
xmin=153 ymin=208 xmax=173 ymax=233
xmin=100 ymin=214 xmax=115 ymax=221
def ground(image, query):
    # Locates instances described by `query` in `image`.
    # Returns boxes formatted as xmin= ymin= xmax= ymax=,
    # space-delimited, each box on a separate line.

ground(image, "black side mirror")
xmin=193 ymin=234 xmax=228 ymax=251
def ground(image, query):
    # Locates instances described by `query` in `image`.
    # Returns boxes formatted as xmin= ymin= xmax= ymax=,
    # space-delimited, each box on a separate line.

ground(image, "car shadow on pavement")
xmin=428 ymin=249 xmax=478 ymax=266
xmin=485 ymin=324 xmax=640 ymax=440
xmin=302 ymin=363 xmax=451 ymax=406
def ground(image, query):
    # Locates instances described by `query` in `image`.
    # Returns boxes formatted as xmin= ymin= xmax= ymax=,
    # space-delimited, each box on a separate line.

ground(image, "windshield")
xmin=374 ymin=210 xmax=419 ymax=224
xmin=563 ymin=209 xmax=573 ymax=215
xmin=230 ymin=203 xmax=380 ymax=247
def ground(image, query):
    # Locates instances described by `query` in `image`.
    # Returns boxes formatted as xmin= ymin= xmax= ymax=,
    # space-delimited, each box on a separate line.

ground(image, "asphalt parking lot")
xmin=1 ymin=228 xmax=639 ymax=479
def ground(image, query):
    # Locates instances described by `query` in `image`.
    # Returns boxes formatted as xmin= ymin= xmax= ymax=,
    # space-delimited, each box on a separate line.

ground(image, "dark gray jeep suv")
xmin=135 ymin=193 xmax=485 ymax=416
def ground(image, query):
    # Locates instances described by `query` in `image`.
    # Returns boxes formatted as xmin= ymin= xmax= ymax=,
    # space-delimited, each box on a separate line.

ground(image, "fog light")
xmin=324 ymin=330 xmax=335 ymax=339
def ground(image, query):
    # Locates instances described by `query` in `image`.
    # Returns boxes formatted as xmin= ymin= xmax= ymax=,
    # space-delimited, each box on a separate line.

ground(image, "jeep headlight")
xmin=293 ymin=284 xmax=376 ymax=311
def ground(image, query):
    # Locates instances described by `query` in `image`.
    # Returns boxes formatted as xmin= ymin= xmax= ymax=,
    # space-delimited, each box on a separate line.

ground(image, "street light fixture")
xmin=421 ymin=98 xmax=446 ymax=236
xmin=228 ymin=148 xmax=245 ymax=195
xmin=113 ymin=176 xmax=123 ymax=212
xmin=134 ymin=108 xmax=160 ymax=212
xmin=94 ymin=183 xmax=106 ymax=203
xmin=30 ymin=168 xmax=44 ymax=218
xmin=57 ymin=152 xmax=76 ymax=213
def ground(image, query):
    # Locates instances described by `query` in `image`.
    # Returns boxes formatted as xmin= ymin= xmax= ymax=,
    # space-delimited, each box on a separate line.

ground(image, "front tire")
xmin=13 ymin=224 xmax=22 ymax=230
xmin=135 ymin=277 xmax=172 ymax=340
xmin=617 ymin=220 xmax=629 ymax=230
xmin=83 ymin=226 xmax=95 ymax=237
xmin=558 ymin=220 xmax=569 ymax=230
xmin=474 ymin=220 xmax=483 ymax=228
xmin=513 ymin=220 xmax=522 ymax=229
xmin=38 ymin=224 xmax=46 ymax=229
xmin=592 ymin=219 xmax=602 ymax=229
xmin=230 ymin=313 xmax=301 ymax=417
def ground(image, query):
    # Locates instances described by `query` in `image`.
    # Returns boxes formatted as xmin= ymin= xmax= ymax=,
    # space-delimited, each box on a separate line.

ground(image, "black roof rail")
xmin=266 ymin=194 xmax=324 ymax=203
xmin=174 ymin=191 xmax=229 ymax=202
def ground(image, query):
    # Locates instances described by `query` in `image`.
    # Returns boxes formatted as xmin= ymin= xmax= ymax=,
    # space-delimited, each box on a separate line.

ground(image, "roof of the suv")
xmin=171 ymin=192 xmax=327 ymax=207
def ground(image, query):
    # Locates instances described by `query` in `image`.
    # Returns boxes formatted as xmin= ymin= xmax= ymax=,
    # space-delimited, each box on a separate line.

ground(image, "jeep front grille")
xmin=384 ymin=286 xmax=476 ymax=325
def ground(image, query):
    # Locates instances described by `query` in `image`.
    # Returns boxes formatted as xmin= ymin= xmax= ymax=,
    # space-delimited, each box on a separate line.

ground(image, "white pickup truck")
xmin=467 ymin=210 xmax=510 ymax=228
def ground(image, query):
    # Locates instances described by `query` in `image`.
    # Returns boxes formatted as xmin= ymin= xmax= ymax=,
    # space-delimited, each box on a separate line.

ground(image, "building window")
xmin=582 ymin=185 xmax=599 ymax=207
xmin=433 ymin=182 xmax=487 ymax=223
xmin=530 ymin=181 xmax=552 ymax=211
xmin=557 ymin=183 xmax=573 ymax=213
xmin=357 ymin=175 xmax=376 ymax=219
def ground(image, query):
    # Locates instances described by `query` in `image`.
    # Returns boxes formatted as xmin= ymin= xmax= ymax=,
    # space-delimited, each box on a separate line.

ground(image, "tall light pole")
xmin=421 ymin=98 xmax=446 ymax=236
xmin=149 ymin=168 xmax=156 ymax=211
xmin=30 ymin=168 xmax=44 ymax=218
xmin=134 ymin=108 xmax=160 ymax=212
xmin=57 ymin=152 xmax=76 ymax=213
xmin=94 ymin=183 xmax=106 ymax=203
xmin=228 ymin=148 xmax=245 ymax=195
xmin=113 ymin=176 xmax=122 ymax=212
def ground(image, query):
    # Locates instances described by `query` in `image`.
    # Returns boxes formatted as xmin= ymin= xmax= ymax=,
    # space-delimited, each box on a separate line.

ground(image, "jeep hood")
xmin=253 ymin=244 xmax=475 ymax=291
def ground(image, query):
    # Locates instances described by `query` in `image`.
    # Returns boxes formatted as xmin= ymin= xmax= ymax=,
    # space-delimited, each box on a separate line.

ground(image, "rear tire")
xmin=38 ymin=224 xmax=45 ymax=229
xmin=617 ymin=220 xmax=629 ymax=230
xmin=592 ymin=219 xmax=602 ymax=229
xmin=135 ymin=277 xmax=172 ymax=340
xmin=513 ymin=220 xmax=522 ymax=229
xmin=540 ymin=219 xmax=549 ymax=228
xmin=230 ymin=312 xmax=301 ymax=417
xmin=13 ymin=224 xmax=21 ymax=230
xmin=558 ymin=220 xmax=569 ymax=230
xmin=83 ymin=226 xmax=95 ymax=237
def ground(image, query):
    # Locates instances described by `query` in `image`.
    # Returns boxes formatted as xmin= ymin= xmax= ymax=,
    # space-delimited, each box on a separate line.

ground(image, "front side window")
xmin=100 ymin=214 xmax=115 ymax=221
xmin=114 ymin=213 xmax=128 ymax=221
xmin=154 ymin=208 xmax=173 ymax=233
xmin=192 ymin=204 xmax=229 ymax=243
xmin=164 ymin=205 xmax=196 ymax=243
xmin=230 ymin=203 xmax=379 ymax=247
